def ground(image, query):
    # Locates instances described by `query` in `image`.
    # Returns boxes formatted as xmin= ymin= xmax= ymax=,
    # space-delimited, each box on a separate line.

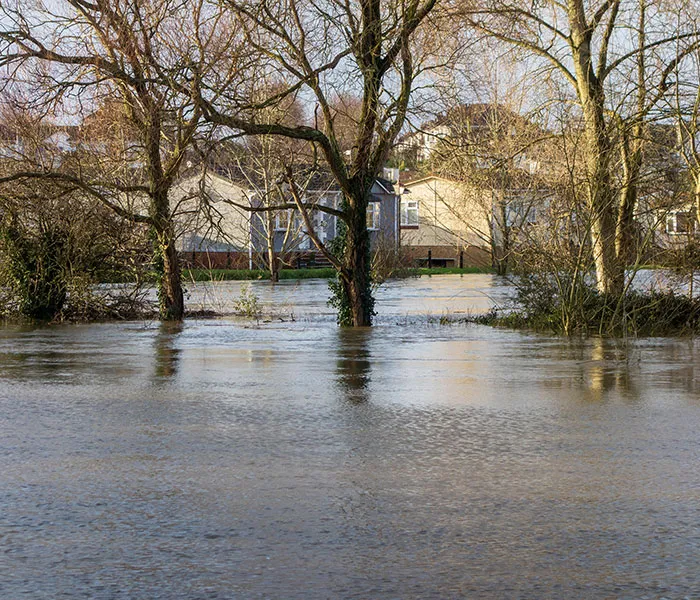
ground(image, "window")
xmin=401 ymin=200 xmax=419 ymax=227
xmin=274 ymin=210 xmax=289 ymax=231
xmin=666 ymin=211 xmax=697 ymax=235
xmin=274 ymin=209 xmax=302 ymax=231
xmin=506 ymin=200 xmax=537 ymax=226
xmin=367 ymin=202 xmax=381 ymax=230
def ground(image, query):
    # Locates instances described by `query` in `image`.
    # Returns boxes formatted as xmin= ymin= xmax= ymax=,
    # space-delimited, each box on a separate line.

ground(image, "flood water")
xmin=2 ymin=275 xmax=700 ymax=599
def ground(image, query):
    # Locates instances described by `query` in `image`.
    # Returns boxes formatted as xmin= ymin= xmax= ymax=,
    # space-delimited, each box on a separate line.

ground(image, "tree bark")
xmin=694 ymin=175 xmax=700 ymax=228
xmin=616 ymin=125 xmax=643 ymax=267
xmin=570 ymin=16 xmax=624 ymax=296
xmin=159 ymin=226 xmax=184 ymax=321
xmin=494 ymin=199 xmax=510 ymax=276
xmin=585 ymin=126 xmax=623 ymax=296
xmin=341 ymin=189 xmax=374 ymax=327
xmin=616 ymin=3 xmax=646 ymax=270
xmin=152 ymin=190 xmax=184 ymax=320
xmin=266 ymin=211 xmax=279 ymax=282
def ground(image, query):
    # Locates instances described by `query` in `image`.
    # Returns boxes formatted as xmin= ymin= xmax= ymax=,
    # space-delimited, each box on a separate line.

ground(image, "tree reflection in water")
xmin=586 ymin=337 xmax=635 ymax=400
xmin=335 ymin=328 xmax=372 ymax=403
xmin=153 ymin=321 xmax=183 ymax=380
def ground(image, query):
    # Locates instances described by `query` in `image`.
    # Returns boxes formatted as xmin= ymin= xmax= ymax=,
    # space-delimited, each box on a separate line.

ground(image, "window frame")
xmin=366 ymin=201 xmax=381 ymax=231
xmin=401 ymin=199 xmax=419 ymax=227
xmin=666 ymin=210 xmax=698 ymax=235
xmin=274 ymin=209 xmax=303 ymax=232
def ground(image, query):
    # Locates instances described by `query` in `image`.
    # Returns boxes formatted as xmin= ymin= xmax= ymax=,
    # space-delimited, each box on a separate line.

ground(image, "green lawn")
xmin=184 ymin=268 xmax=337 ymax=281
xmin=184 ymin=266 xmax=494 ymax=281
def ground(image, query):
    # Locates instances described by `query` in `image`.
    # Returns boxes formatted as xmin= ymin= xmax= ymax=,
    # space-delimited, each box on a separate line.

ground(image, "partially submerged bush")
xmin=57 ymin=278 xmax=155 ymax=322
xmin=0 ymin=218 xmax=69 ymax=320
xmin=233 ymin=284 xmax=262 ymax=319
xmin=0 ymin=182 xmax=150 ymax=322
xmin=482 ymin=273 xmax=700 ymax=336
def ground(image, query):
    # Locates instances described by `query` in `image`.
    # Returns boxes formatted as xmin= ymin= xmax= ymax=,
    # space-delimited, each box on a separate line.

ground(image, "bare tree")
xmin=462 ymin=0 xmax=700 ymax=295
xmin=0 ymin=0 xmax=238 ymax=320
xmin=187 ymin=0 xmax=441 ymax=326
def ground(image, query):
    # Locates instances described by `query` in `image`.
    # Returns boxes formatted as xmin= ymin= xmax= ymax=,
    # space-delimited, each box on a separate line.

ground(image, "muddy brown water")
xmin=1 ymin=275 xmax=699 ymax=598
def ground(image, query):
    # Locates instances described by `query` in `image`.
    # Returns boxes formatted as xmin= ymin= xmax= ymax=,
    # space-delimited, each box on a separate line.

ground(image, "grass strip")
xmin=185 ymin=266 xmax=495 ymax=281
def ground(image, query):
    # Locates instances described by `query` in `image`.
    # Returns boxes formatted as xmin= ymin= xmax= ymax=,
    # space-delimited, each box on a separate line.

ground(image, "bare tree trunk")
xmin=572 ymin=26 xmax=624 ymax=296
xmin=587 ymin=143 xmax=623 ymax=296
xmin=616 ymin=126 xmax=643 ymax=267
xmin=160 ymin=227 xmax=184 ymax=320
xmin=341 ymin=191 xmax=374 ymax=327
xmin=266 ymin=211 xmax=279 ymax=282
xmin=694 ymin=176 xmax=700 ymax=232
xmin=495 ymin=200 xmax=510 ymax=276
xmin=152 ymin=191 xmax=184 ymax=320
xmin=616 ymin=2 xmax=646 ymax=271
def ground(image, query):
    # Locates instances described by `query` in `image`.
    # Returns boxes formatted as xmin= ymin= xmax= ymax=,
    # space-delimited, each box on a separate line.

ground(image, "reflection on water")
xmin=335 ymin=328 xmax=372 ymax=403
xmin=535 ymin=337 xmax=639 ymax=401
xmin=584 ymin=337 xmax=637 ymax=399
xmin=1 ymin=276 xmax=700 ymax=598
xmin=153 ymin=321 xmax=182 ymax=379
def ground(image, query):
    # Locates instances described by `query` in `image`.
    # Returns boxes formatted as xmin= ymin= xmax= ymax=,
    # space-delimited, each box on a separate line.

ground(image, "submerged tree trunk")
xmin=152 ymin=190 xmax=184 ymax=321
xmin=159 ymin=227 xmax=184 ymax=320
xmin=342 ymin=197 xmax=374 ymax=326
xmin=492 ymin=199 xmax=510 ymax=276
xmin=266 ymin=211 xmax=279 ymax=282
xmin=330 ymin=184 xmax=375 ymax=327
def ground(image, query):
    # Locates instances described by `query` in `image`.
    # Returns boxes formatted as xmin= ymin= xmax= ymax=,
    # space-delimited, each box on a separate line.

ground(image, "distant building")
xmin=396 ymin=103 xmax=543 ymax=170
xmin=398 ymin=175 xmax=492 ymax=267
xmin=395 ymin=106 xmax=552 ymax=268
xmin=171 ymin=169 xmax=400 ymax=269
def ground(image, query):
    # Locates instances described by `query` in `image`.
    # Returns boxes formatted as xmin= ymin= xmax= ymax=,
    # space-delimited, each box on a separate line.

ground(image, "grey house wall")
xmin=249 ymin=192 xmax=340 ymax=254
xmin=368 ymin=181 xmax=399 ymax=251
xmin=250 ymin=182 xmax=399 ymax=254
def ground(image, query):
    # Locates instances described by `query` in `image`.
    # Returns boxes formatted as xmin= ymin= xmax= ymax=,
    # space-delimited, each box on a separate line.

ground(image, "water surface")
xmin=1 ymin=275 xmax=699 ymax=598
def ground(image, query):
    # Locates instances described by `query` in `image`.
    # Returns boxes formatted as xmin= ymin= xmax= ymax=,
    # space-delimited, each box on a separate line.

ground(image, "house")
xmin=171 ymin=169 xmax=400 ymax=270
xmin=367 ymin=177 xmax=401 ymax=251
xmin=651 ymin=204 xmax=700 ymax=254
xmin=398 ymin=175 xmax=493 ymax=267
xmin=396 ymin=103 xmax=543 ymax=170
xmin=393 ymin=103 xmax=556 ymax=269
xmin=170 ymin=170 xmax=253 ymax=268
xmin=397 ymin=168 xmax=551 ymax=269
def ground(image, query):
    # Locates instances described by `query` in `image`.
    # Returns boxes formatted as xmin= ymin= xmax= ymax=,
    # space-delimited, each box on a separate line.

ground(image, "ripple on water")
xmin=1 ymin=276 xmax=699 ymax=598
